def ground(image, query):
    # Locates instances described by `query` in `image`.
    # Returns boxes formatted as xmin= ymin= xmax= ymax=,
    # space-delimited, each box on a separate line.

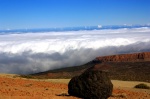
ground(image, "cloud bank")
xmin=0 ymin=27 xmax=150 ymax=74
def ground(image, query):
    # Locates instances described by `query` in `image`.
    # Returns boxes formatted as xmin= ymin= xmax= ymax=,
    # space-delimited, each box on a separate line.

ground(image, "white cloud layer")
xmin=0 ymin=27 xmax=150 ymax=74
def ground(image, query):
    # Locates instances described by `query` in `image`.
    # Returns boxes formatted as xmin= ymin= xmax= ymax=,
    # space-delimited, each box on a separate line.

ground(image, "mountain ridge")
xmin=96 ymin=52 xmax=150 ymax=62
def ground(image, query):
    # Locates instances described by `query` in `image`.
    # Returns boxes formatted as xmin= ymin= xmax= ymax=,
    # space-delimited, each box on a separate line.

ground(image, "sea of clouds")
xmin=0 ymin=27 xmax=150 ymax=74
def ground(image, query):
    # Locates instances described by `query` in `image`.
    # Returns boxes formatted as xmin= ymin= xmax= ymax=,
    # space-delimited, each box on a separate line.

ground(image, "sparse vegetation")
xmin=134 ymin=83 xmax=150 ymax=89
xmin=25 ymin=83 xmax=33 ymax=87
xmin=45 ymin=88 xmax=48 ymax=90
xmin=20 ymin=75 xmax=34 ymax=79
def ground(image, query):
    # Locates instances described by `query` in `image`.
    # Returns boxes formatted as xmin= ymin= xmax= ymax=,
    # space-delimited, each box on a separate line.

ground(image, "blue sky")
xmin=0 ymin=0 xmax=150 ymax=29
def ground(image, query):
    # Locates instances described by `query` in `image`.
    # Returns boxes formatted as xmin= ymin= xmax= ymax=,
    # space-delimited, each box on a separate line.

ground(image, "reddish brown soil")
xmin=0 ymin=74 xmax=150 ymax=99
xmin=96 ymin=52 xmax=150 ymax=62
xmin=0 ymin=75 xmax=77 ymax=99
xmin=109 ymin=88 xmax=150 ymax=99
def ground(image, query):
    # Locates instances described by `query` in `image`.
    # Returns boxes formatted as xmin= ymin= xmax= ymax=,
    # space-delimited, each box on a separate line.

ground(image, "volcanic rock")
xmin=68 ymin=68 xmax=113 ymax=99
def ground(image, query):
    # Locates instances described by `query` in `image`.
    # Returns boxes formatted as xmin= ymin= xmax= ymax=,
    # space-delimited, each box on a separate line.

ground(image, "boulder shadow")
xmin=55 ymin=93 xmax=70 ymax=96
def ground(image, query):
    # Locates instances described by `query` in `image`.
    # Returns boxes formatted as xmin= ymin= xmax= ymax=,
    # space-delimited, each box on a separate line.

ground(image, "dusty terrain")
xmin=0 ymin=74 xmax=150 ymax=99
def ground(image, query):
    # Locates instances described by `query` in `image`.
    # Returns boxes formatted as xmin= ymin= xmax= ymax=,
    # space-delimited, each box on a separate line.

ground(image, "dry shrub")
xmin=134 ymin=83 xmax=150 ymax=89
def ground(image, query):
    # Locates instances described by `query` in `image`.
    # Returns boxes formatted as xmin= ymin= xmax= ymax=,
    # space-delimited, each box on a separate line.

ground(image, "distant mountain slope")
xmin=28 ymin=52 xmax=150 ymax=82
xmin=96 ymin=52 xmax=150 ymax=62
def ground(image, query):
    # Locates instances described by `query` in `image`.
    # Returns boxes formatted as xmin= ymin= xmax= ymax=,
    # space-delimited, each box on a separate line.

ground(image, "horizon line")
xmin=0 ymin=24 xmax=150 ymax=31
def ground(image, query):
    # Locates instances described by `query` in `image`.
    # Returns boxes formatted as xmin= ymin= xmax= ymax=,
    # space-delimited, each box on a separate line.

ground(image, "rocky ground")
xmin=0 ymin=74 xmax=150 ymax=99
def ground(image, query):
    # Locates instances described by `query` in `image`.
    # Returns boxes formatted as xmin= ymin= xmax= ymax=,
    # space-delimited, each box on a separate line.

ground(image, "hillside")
xmin=24 ymin=52 xmax=150 ymax=82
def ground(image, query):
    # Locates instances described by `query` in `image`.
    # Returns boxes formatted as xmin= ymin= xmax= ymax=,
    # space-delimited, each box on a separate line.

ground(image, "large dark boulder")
xmin=68 ymin=69 xmax=113 ymax=99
